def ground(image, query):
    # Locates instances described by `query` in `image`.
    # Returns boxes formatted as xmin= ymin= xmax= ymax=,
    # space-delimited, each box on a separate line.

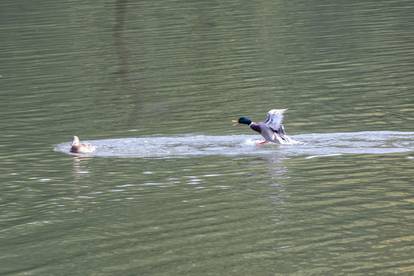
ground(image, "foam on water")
xmin=55 ymin=131 xmax=414 ymax=158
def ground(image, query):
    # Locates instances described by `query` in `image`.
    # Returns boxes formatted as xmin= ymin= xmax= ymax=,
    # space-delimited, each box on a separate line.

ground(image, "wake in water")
xmin=54 ymin=131 xmax=414 ymax=158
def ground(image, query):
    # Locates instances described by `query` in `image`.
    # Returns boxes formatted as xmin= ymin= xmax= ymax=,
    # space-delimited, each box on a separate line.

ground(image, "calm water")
xmin=1 ymin=0 xmax=414 ymax=275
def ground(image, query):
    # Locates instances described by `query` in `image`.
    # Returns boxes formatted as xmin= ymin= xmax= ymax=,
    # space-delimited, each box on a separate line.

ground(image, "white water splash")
xmin=55 ymin=131 xmax=414 ymax=158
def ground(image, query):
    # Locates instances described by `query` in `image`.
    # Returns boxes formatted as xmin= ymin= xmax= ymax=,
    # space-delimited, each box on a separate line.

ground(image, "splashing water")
xmin=55 ymin=131 xmax=414 ymax=158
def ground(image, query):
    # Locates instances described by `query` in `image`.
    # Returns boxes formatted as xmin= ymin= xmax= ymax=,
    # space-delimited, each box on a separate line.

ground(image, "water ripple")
xmin=55 ymin=131 xmax=414 ymax=158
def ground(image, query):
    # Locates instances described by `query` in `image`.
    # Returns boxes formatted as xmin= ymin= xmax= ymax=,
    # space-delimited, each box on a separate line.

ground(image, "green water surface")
xmin=1 ymin=0 xmax=414 ymax=275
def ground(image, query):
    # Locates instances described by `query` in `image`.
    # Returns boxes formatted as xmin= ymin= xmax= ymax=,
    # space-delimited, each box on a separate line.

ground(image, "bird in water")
xmin=233 ymin=109 xmax=296 ymax=145
xmin=70 ymin=136 xmax=96 ymax=154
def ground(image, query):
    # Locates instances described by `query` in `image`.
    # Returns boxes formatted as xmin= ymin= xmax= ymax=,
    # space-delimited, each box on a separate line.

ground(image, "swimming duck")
xmin=70 ymin=136 xmax=96 ymax=153
xmin=233 ymin=109 xmax=295 ymax=144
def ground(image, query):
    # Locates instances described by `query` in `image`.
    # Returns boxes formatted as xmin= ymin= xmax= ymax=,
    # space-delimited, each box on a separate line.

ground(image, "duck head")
xmin=72 ymin=136 xmax=80 ymax=146
xmin=232 ymin=117 xmax=252 ymax=126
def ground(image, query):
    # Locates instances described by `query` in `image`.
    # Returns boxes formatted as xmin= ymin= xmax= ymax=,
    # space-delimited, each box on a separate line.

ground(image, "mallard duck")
xmin=233 ymin=109 xmax=295 ymax=144
xmin=70 ymin=136 xmax=96 ymax=153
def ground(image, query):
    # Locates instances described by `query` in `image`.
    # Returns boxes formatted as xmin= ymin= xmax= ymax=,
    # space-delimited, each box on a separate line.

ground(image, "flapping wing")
xmin=264 ymin=109 xmax=287 ymax=131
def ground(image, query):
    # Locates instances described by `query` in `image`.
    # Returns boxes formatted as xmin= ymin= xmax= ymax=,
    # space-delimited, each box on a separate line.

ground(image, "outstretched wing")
xmin=264 ymin=109 xmax=287 ymax=131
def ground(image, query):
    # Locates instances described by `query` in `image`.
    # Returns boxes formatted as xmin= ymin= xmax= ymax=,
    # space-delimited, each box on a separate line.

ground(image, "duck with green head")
xmin=233 ymin=109 xmax=295 ymax=144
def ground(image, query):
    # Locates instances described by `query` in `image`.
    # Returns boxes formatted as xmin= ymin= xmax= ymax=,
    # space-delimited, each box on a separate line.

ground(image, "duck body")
xmin=70 ymin=136 xmax=96 ymax=154
xmin=236 ymin=109 xmax=296 ymax=144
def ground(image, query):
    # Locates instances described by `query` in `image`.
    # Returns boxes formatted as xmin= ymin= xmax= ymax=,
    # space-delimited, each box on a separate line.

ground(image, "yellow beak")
xmin=232 ymin=120 xmax=239 ymax=126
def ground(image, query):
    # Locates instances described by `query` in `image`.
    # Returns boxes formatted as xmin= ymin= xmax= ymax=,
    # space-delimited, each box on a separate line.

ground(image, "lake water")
xmin=1 ymin=0 xmax=414 ymax=274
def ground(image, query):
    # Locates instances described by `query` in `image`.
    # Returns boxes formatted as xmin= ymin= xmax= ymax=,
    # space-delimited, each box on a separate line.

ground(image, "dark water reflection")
xmin=1 ymin=0 xmax=414 ymax=274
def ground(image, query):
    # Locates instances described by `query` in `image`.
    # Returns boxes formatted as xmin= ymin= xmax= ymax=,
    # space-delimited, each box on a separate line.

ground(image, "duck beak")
xmin=232 ymin=120 xmax=239 ymax=126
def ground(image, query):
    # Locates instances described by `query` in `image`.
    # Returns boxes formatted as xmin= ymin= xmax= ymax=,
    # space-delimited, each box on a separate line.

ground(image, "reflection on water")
xmin=113 ymin=0 xmax=129 ymax=77
xmin=72 ymin=157 xmax=91 ymax=177
xmin=1 ymin=0 xmax=414 ymax=274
